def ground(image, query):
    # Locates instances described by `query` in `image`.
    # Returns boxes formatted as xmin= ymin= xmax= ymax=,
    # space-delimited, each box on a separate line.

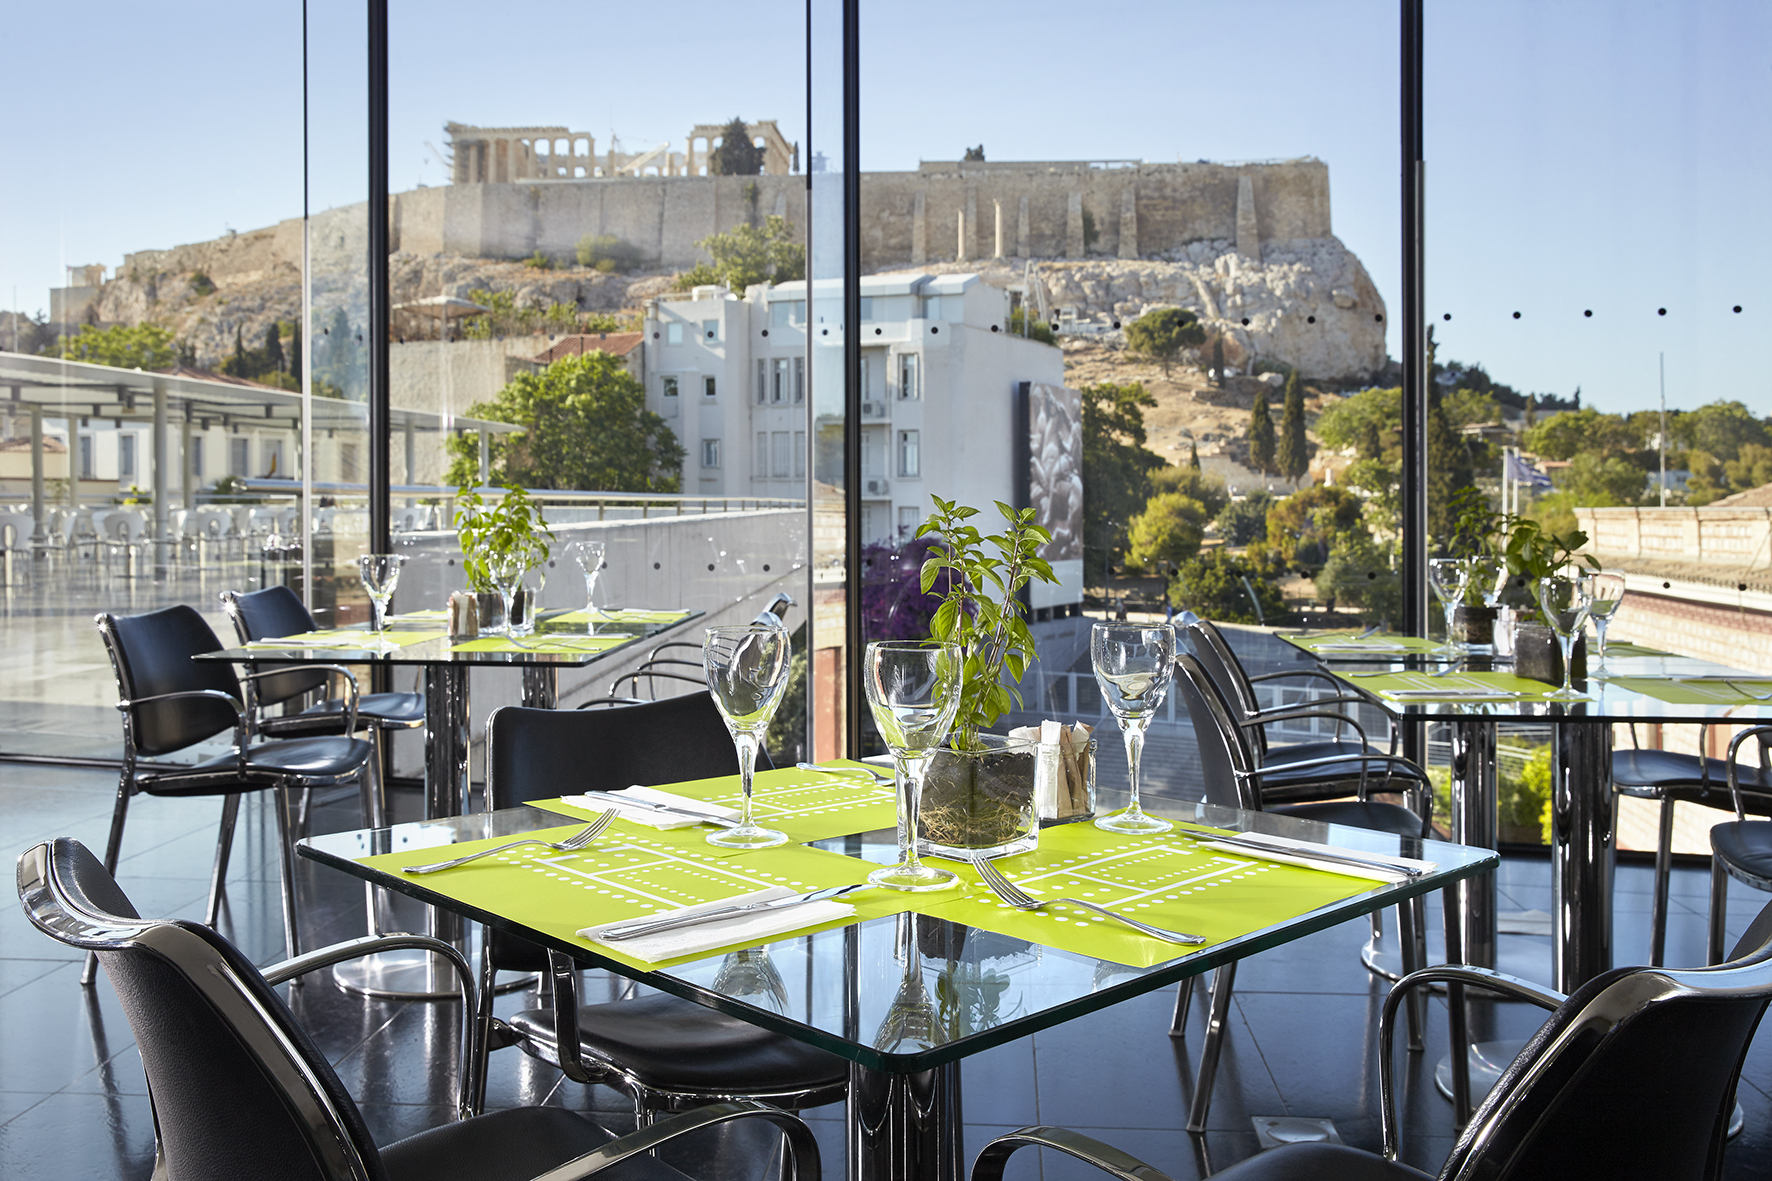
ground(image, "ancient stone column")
xmin=1119 ymin=185 xmax=1139 ymax=259
xmin=956 ymin=209 xmax=968 ymax=263
xmin=912 ymin=191 xmax=927 ymax=265
xmin=993 ymin=200 xmax=1004 ymax=260
xmin=1236 ymin=174 xmax=1260 ymax=260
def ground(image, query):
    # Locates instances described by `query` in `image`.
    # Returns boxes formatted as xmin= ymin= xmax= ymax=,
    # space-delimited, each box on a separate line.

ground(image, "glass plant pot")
xmin=916 ymin=733 xmax=1040 ymax=860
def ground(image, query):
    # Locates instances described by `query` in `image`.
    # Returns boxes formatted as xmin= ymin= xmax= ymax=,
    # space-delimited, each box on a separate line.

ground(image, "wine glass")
xmin=488 ymin=552 xmax=530 ymax=637
xmin=862 ymin=640 xmax=964 ymax=891
xmin=1537 ymin=575 xmax=1593 ymax=701
xmin=703 ymin=624 xmax=794 ymax=849
xmin=1471 ymin=556 xmax=1504 ymax=609
xmin=565 ymin=540 xmax=606 ymax=632
xmin=1584 ymin=571 xmax=1627 ymax=675
xmin=357 ymin=554 xmax=405 ymax=651
xmin=1428 ymin=558 xmax=1470 ymax=655
xmin=1090 ymin=622 xmax=1176 ymax=835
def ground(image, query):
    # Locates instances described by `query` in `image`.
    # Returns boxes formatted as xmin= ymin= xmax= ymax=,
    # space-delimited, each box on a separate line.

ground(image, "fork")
xmin=401 ymin=809 xmax=617 ymax=874
xmin=971 ymin=855 xmax=1206 ymax=945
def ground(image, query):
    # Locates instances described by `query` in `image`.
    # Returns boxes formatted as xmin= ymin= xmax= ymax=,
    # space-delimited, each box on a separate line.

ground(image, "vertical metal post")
xmin=367 ymin=0 xmax=391 ymax=558
xmin=1399 ymin=0 xmax=1427 ymax=770
xmin=152 ymin=382 xmax=168 ymax=576
xmin=28 ymin=405 xmax=45 ymax=549
xmin=841 ymin=0 xmax=863 ymax=757
xmin=301 ymin=0 xmax=314 ymax=613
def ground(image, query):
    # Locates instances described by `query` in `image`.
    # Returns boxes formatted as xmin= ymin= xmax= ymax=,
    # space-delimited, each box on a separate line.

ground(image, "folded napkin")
xmin=1194 ymin=831 xmax=1436 ymax=882
xmin=558 ymin=785 xmax=742 ymax=830
xmin=578 ymin=885 xmax=856 ymax=963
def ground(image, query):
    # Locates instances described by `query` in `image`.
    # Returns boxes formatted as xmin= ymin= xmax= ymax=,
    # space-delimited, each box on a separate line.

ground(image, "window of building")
xmin=794 ymin=430 xmax=806 ymax=478
xmin=755 ymin=432 xmax=768 ymax=476
xmin=229 ymin=437 xmax=249 ymax=476
xmin=756 ymin=360 xmax=767 ymax=404
xmin=772 ymin=358 xmax=789 ymax=404
xmin=859 ymin=296 xmax=874 ymax=322
xmin=922 ymin=295 xmax=943 ymax=320
xmin=898 ymin=505 xmax=919 ymax=538
xmin=261 ymin=438 xmax=284 ymax=478
xmin=188 ymin=437 xmax=203 ymax=481
xmin=702 ymin=319 xmax=720 ymax=343
xmin=78 ymin=436 xmax=93 ymax=480
xmin=771 ymin=431 xmax=790 ymax=478
xmin=118 ymin=434 xmax=136 ymax=481
xmin=897 ymin=429 xmax=920 ymax=478
xmin=704 ymin=376 xmax=717 ymax=399
xmin=661 ymin=376 xmax=679 ymax=398
xmin=899 ymin=353 xmax=920 ymax=400
xmin=666 ymin=321 xmax=683 ymax=345
xmin=770 ymin=300 xmax=805 ymax=329
xmin=793 ymin=356 xmax=805 ymax=404
xmin=701 ymin=438 xmax=721 ymax=468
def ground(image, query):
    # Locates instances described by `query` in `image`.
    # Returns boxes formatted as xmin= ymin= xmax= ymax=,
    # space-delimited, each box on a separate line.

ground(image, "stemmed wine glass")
xmin=488 ymin=552 xmax=531 ymax=638
xmin=862 ymin=639 xmax=963 ymax=891
xmin=1584 ymin=571 xmax=1627 ymax=675
xmin=357 ymin=554 xmax=405 ymax=651
xmin=1428 ymin=558 xmax=1471 ymax=655
xmin=565 ymin=540 xmax=606 ymax=632
xmin=703 ymin=624 xmax=794 ymax=849
xmin=1091 ymin=622 xmax=1176 ymax=835
xmin=1537 ymin=574 xmax=1594 ymax=701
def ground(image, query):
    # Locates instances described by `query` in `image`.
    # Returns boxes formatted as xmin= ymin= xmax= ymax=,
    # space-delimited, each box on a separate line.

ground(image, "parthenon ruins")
xmin=444 ymin=120 xmax=795 ymax=182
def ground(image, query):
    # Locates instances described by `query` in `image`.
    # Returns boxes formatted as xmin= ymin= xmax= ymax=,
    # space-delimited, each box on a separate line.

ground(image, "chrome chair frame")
xmin=1708 ymin=724 xmax=1772 ymax=964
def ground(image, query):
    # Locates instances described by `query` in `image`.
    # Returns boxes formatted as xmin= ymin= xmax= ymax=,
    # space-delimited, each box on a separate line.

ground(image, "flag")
xmin=1506 ymin=452 xmax=1555 ymax=490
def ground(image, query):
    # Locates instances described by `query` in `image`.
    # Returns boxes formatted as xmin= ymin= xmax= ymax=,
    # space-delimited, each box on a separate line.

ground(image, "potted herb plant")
xmin=1446 ymin=487 xmax=1502 ymax=649
xmin=454 ymin=483 xmax=556 ymax=632
xmin=911 ymin=497 xmax=1061 ymax=858
xmin=1496 ymin=514 xmax=1596 ymax=682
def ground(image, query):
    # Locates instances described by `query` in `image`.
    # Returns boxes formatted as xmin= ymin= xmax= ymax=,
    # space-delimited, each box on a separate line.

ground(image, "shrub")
xmin=576 ymin=234 xmax=647 ymax=272
xmin=1217 ymin=493 xmax=1273 ymax=546
xmin=1169 ymin=550 xmax=1285 ymax=626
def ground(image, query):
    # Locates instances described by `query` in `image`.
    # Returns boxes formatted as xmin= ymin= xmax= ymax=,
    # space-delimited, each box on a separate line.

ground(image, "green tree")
xmin=1211 ymin=338 xmax=1225 ymax=387
xmin=56 ymin=322 xmax=177 ymax=370
xmin=1081 ymin=381 xmax=1164 ymax=579
xmin=1150 ymin=463 xmax=1229 ymax=519
xmin=1188 ymin=439 xmax=1201 ymax=470
xmin=675 ymin=214 xmax=804 ymax=293
xmin=263 ymin=322 xmax=284 ymax=374
xmin=1276 ymin=370 xmax=1310 ymax=483
xmin=1169 ymin=550 xmax=1285 ymax=625
xmin=1314 ymin=533 xmax=1401 ymax=625
xmin=1265 ymin=485 xmax=1365 ymax=568
xmin=1216 ymin=492 xmax=1273 ymax=546
xmin=1523 ymin=407 xmax=1646 ymax=462
xmin=225 ymin=325 xmax=248 ymax=376
xmin=1670 ymin=400 xmax=1771 ymax=464
xmin=1124 ymin=306 xmax=1205 ymax=377
xmin=445 ymin=351 xmax=685 ymax=492
xmin=708 ymin=117 xmax=765 ymax=176
xmin=1247 ymin=384 xmax=1277 ymax=474
xmin=1125 ymin=492 xmax=1209 ymax=573
xmin=289 ymin=320 xmax=302 ymax=383
xmin=962 ymin=144 xmax=986 ymax=162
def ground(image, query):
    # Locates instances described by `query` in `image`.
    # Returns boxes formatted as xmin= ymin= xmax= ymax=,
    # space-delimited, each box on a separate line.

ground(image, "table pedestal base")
xmin=848 ymin=1060 xmax=963 ymax=1181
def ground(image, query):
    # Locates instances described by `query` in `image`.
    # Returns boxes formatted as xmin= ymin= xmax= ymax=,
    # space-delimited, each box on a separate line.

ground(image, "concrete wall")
xmin=1579 ymin=505 xmax=1772 ymax=571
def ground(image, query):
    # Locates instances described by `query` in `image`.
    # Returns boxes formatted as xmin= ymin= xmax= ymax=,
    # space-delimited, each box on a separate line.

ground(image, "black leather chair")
xmin=1172 ymin=651 xmax=1434 ymax=1130
xmin=1707 ymin=724 xmax=1772 ymax=965
xmin=1613 ymin=721 xmax=1772 ymax=965
xmin=90 ymin=604 xmax=373 ymax=978
xmin=476 ymin=695 xmax=846 ymax=1121
xmin=17 ymin=837 xmax=821 ymax=1181
xmin=974 ymin=897 xmax=1772 ymax=1181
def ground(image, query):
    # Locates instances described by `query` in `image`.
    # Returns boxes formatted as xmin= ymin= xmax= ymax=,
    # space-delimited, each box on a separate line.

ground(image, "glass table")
xmin=300 ymin=801 xmax=1496 ymax=1181
xmin=203 ymin=607 xmax=701 ymax=996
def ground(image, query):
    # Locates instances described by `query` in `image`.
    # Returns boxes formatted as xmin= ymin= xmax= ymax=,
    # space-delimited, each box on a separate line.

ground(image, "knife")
xmin=574 ymin=789 xmax=741 ymax=828
xmin=596 ymin=883 xmax=872 ymax=941
xmin=1193 ymin=832 xmax=1425 ymax=878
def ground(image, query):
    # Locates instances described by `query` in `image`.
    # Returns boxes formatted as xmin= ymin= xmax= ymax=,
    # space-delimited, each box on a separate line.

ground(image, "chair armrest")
xmin=241 ymin=663 xmax=360 ymax=734
xmin=1377 ymin=965 xmax=1564 ymax=1159
xmin=1727 ymin=726 xmax=1772 ymax=821
xmin=263 ymin=932 xmax=481 ymax=1120
xmin=533 ymin=1100 xmax=821 ymax=1181
xmin=116 ymin=687 xmax=244 ymax=717
xmin=972 ymin=1125 xmax=1175 ymax=1181
xmin=1248 ymin=667 xmax=1351 ymax=690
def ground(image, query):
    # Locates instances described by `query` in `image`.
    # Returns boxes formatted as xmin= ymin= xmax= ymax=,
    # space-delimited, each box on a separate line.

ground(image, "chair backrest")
xmin=97 ymin=605 xmax=244 ymax=757
xmin=1184 ymin=620 xmax=1271 ymax=757
xmin=17 ymin=839 xmax=388 ymax=1181
xmin=220 ymin=587 xmax=327 ymax=706
xmin=1173 ymin=653 xmax=1261 ymax=810
xmin=1439 ymin=901 xmax=1772 ymax=1181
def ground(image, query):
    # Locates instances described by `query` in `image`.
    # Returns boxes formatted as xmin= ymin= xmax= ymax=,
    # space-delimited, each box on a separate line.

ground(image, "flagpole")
xmin=1659 ymin=352 xmax=1667 ymax=508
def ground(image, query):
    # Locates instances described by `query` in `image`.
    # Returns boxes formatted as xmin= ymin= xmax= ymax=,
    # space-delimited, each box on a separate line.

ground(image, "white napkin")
xmin=558 ymin=786 xmax=742 ymax=830
xmin=578 ymin=886 xmax=856 ymax=962
xmin=1195 ymin=831 xmax=1436 ymax=882
xmin=1378 ymin=687 xmax=1525 ymax=700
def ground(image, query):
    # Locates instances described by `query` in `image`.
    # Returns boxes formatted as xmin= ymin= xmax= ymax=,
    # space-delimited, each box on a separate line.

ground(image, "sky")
xmin=2 ymin=0 xmax=1766 ymax=417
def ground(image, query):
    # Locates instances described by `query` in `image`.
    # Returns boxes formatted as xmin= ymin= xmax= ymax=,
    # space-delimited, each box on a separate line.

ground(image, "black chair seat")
xmin=259 ymin=691 xmax=427 ymax=737
xmin=507 ymin=992 xmax=849 ymax=1095
xmin=382 ymin=1106 xmax=694 ymax=1181
xmin=1614 ymin=748 xmax=1772 ymax=800
xmin=1207 ymin=1141 xmax=1428 ymax=1181
xmin=1712 ymin=821 xmax=1772 ymax=886
xmin=1272 ymin=799 xmax=1428 ymax=839
xmin=168 ymin=734 xmax=374 ymax=787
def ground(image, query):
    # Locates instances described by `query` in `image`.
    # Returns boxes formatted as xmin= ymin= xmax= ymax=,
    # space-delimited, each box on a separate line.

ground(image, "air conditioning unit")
xmin=861 ymin=399 xmax=885 ymax=418
xmin=865 ymin=478 xmax=890 ymax=497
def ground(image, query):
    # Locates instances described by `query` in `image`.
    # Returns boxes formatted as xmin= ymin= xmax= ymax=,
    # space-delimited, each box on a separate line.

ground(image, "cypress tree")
xmin=1248 ymin=385 xmax=1277 ymax=475
xmin=1211 ymin=338 xmax=1226 ymax=388
xmin=289 ymin=321 xmax=303 ymax=383
xmin=264 ymin=322 xmax=284 ymax=374
xmin=1277 ymin=370 xmax=1310 ymax=484
xmin=228 ymin=325 xmax=246 ymax=377
xmin=1188 ymin=439 xmax=1201 ymax=470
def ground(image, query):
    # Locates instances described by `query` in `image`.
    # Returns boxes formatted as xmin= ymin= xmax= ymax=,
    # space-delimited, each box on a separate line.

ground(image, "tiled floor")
xmin=7 ymin=761 xmax=1772 ymax=1179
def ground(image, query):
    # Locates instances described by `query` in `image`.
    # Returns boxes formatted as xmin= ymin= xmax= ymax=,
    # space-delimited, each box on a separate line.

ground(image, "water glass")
xmin=1090 ymin=622 xmax=1176 ymax=835
xmin=862 ymin=640 xmax=964 ymax=891
xmin=1537 ymin=575 xmax=1593 ymax=700
xmin=357 ymin=554 xmax=405 ymax=651
xmin=1584 ymin=571 xmax=1626 ymax=674
xmin=704 ymin=624 xmax=794 ymax=849
xmin=1428 ymin=558 xmax=1470 ymax=654
xmin=565 ymin=540 xmax=606 ymax=632
xmin=488 ymin=553 xmax=531 ymax=637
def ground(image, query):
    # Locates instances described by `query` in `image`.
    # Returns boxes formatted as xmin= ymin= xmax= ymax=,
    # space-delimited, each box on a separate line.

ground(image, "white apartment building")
xmin=642 ymin=273 xmax=1073 ymax=600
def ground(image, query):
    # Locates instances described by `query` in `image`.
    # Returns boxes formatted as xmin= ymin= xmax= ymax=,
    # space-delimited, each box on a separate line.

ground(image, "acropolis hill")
xmin=65 ymin=150 xmax=1387 ymax=381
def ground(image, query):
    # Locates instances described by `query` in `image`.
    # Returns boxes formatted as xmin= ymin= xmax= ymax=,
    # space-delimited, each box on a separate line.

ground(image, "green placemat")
xmin=917 ymin=821 xmax=1386 ymax=968
xmin=1610 ymin=677 xmax=1772 ymax=706
xmin=553 ymin=608 xmax=694 ymax=626
xmin=450 ymin=634 xmax=639 ymax=654
xmin=1284 ymin=631 xmax=1444 ymax=655
xmin=357 ymin=820 xmax=917 ymax=971
xmin=1349 ymin=669 xmax=1568 ymax=702
xmin=244 ymin=629 xmax=435 ymax=650
xmin=1600 ymin=641 xmax=1673 ymax=659
xmin=543 ymin=763 xmax=899 ymax=845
